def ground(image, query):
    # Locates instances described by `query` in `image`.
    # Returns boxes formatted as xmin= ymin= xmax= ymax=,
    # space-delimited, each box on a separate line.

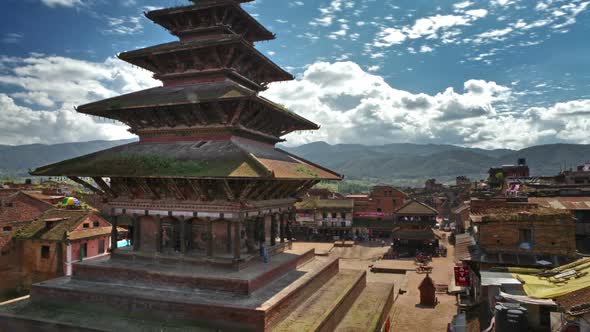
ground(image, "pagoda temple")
xmin=30 ymin=0 xmax=342 ymax=267
xmin=0 ymin=1 xmax=396 ymax=331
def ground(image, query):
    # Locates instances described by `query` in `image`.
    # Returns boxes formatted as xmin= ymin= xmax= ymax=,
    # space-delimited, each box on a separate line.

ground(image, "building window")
xmin=377 ymin=208 xmax=382 ymax=212
xmin=98 ymin=239 xmax=105 ymax=253
xmin=41 ymin=245 xmax=50 ymax=259
xmin=519 ymin=229 xmax=533 ymax=244
xmin=322 ymin=212 xmax=328 ymax=219
xmin=331 ymin=212 xmax=337 ymax=219
xmin=83 ymin=223 xmax=90 ymax=228
xmin=2 ymin=226 xmax=12 ymax=232
xmin=93 ymin=221 xmax=100 ymax=228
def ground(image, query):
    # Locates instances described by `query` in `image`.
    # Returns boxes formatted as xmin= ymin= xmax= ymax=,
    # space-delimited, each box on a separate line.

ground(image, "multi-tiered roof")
xmin=32 ymin=0 xmax=340 ymax=201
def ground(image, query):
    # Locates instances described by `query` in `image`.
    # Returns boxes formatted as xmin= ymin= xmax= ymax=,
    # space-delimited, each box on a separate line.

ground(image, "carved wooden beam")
xmin=135 ymin=178 xmax=157 ymax=199
xmin=166 ymin=178 xmax=186 ymax=200
xmin=230 ymin=100 xmax=246 ymax=125
xmin=276 ymin=181 xmax=301 ymax=199
xmin=221 ymin=180 xmax=236 ymax=201
xmin=232 ymin=52 xmax=248 ymax=70
xmin=247 ymin=181 xmax=268 ymax=201
xmin=245 ymin=109 xmax=266 ymax=128
xmin=186 ymin=179 xmax=202 ymax=199
xmin=92 ymin=177 xmax=117 ymax=198
xmin=267 ymin=182 xmax=289 ymax=200
xmin=238 ymin=181 xmax=257 ymax=201
xmin=211 ymin=102 xmax=228 ymax=124
xmin=117 ymin=178 xmax=135 ymax=198
xmin=221 ymin=7 xmax=230 ymax=25
xmin=193 ymin=104 xmax=208 ymax=125
xmin=296 ymin=180 xmax=319 ymax=198
xmin=212 ymin=46 xmax=223 ymax=68
xmin=212 ymin=7 xmax=220 ymax=24
xmin=255 ymin=182 xmax=283 ymax=200
xmin=68 ymin=176 xmax=105 ymax=196
xmin=224 ymin=46 xmax=237 ymax=68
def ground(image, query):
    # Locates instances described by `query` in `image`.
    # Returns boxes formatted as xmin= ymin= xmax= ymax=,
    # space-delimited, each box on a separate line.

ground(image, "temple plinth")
xmin=0 ymin=1 xmax=396 ymax=331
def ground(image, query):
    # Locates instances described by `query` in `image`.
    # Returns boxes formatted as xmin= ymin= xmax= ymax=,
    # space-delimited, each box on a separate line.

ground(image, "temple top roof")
xmin=146 ymin=0 xmax=273 ymax=42
xmin=30 ymin=138 xmax=343 ymax=181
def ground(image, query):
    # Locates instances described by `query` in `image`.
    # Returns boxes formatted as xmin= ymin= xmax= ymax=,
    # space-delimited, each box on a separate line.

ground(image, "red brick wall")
xmin=479 ymin=218 xmax=576 ymax=256
xmin=0 ymin=192 xmax=52 ymax=253
xmin=368 ymin=186 xmax=407 ymax=214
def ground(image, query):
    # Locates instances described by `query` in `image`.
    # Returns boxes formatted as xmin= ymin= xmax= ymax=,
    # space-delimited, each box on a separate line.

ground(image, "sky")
xmin=0 ymin=0 xmax=589 ymax=149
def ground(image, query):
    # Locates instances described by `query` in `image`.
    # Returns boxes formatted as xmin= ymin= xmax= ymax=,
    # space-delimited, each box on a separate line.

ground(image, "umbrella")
xmin=61 ymin=197 xmax=80 ymax=206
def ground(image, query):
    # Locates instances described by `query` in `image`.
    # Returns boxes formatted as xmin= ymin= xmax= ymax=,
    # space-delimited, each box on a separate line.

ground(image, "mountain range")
xmin=1 ymin=139 xmax=589 ymax=186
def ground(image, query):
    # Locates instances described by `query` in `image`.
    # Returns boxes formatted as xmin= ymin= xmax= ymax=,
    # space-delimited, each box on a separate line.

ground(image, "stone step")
xmin=334 ymin=282 xmax=395 ymax=332
xmin=271 ymin=269 xmax=366 ymax=332
xmin=21 ymin=256 xmax=339 ymax=331
xmin=72 ymin=249 xmax=315 ymax=295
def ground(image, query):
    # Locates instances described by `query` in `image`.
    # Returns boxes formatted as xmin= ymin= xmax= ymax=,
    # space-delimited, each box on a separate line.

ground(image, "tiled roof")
xmin=0 ymin=191 xmax=54 ymax=224
xmin=395 ymin=200 xmax=438 ymax=216
xmin=15 ymin=209 xmax=97 ymax=241
xmin=529 ymin=197 xmax=590 ymax=211
xmin=145 ymin=0 xmax=273 ymax=41
xmin=67 ymin=226 xmax=124 ymax=241
xmin=118 ymin=36 xmax=293 ymax=82
xmin=76 ymin=80 xmax=318 ymax=132
xmin=555 ymin=286 xmax=590 ymax=316
xmin=295 ymin=197 xmax=353 ymax=210
xmin=30 ymin=137 xmax=342 ymax=181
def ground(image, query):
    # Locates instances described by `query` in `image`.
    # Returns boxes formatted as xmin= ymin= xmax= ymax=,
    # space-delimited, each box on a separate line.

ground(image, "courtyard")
xmin=291 ymin=230 xmax=458 ymax=331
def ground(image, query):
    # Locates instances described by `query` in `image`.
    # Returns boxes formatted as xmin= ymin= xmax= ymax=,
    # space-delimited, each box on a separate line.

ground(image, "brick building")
xmin=295 ymin=196 xmax=354 ymax=241
xmin=0 ymin=191 xmax=53 ymax=256
xmin=475 ymin=208 xmax=576 ymax=268
xmin=488 ymin=158 xmax=530 ymax=185
xmin=12 ymin=209 xmax=116 ymax=291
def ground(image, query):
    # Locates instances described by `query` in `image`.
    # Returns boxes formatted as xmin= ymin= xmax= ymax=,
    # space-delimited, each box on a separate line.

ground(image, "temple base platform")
xmin=0 ymin=247 xmax=395 ymax=331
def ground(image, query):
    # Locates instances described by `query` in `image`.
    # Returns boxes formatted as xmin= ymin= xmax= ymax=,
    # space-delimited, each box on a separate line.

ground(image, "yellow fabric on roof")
xmin=512 ymin=259 xmax=590 ymax=299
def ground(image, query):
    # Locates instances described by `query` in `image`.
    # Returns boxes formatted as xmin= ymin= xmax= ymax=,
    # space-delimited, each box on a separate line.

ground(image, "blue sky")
xmin=1 ymin=0 xmax=589 ymax=149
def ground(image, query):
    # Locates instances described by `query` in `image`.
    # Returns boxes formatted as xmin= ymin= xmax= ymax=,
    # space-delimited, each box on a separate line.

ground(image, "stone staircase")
xmin=0 ymin=251 xmax=395 ymax=332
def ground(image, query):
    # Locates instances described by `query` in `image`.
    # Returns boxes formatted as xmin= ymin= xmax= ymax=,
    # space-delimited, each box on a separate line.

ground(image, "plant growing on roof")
xmin=295 ymin=165 xmax=319 ymax=178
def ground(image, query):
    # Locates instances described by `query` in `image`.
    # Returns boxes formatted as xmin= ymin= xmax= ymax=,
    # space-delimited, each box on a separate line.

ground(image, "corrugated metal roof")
xmin=481 ymin=271 xmax=521 ymax=286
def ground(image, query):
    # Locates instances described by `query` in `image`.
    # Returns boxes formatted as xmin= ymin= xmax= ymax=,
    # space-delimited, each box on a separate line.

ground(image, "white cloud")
xmin=0 ymin=94 xmax=134 ymax=145
xmin=40 ymin=0 xmax=83 ymax=7
xmin=374 ymin=13 xmax=486 ymax=47
xmin=262 ymin=61 xmax=530 ymax=149
xmin=2 ymin=33 xmax=24 ymax=44
xmin=262 ymin=61 xmax=590 ymax=149
xmin=420 ymin=45 xmax=434 ymax=53
xmin=0 ymin=54 xmax=159 ymax=145
xmin=104 ymin=16 xmax=143 ymax=35
xmin=454 ymin=1 xmax=474 ymax=10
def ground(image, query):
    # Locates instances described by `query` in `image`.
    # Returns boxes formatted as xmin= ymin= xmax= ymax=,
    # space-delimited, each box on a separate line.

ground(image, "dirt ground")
xmin=293 ymin=231 xmax=458 ymax=332
xmin=388 ymin=231 xmax=458 ymax=331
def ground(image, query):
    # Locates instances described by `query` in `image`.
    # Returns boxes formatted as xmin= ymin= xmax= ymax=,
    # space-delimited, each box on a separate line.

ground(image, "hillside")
xmin=1 ymin=139 xmax=588 ymax=186
xmin=0 ymin=139 xmax=137 ymax=179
